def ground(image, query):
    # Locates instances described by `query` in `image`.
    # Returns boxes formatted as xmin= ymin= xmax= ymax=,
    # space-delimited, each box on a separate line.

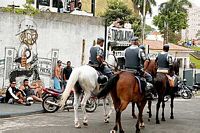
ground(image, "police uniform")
xmin=89 ymin=39 xmax=112 ymax=78
xmin=156 ymin=45 xmax=173 ymax=73
xmin=125 ymin=37 xmax=154 ymax=99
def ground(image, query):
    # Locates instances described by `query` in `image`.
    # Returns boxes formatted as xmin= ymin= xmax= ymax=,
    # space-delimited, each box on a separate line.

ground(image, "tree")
xmin=103 ymin=0 xmax=142 ymax=37
xmin=132 ymin=0 xmax=156 ymax=43
xmin=153 ymin=0 xmax=191 ymax=44
xmin=145 ymin=24 xmax=155 ymax=35
xmin=132 ymin=0 xmax=156 ymax=16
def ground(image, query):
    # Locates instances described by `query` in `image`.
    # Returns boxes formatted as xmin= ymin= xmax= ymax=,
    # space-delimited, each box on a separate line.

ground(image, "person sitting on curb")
xmin=19 ymin=79 xmax=43 ymax=102
xmin=31 ymin=80 xmax=44 ymax=98
xmin=5 ymin=80 xmax=30 ymax=106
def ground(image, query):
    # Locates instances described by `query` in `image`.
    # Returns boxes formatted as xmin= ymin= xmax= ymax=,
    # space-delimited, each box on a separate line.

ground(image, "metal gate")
xmin=183 ymin=69 xmax=194 ymax=86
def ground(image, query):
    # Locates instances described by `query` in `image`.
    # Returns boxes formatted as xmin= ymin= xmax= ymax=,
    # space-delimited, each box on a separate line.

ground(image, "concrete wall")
xmin=0 ymin=12 xmax=105 ymax=66
xmin=0 ymin=12 xmax=105 ymax=88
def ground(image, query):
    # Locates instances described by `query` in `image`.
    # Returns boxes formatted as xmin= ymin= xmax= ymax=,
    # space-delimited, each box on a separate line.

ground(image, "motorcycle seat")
xmin=46 ymin=88 xmax=63 ymax=94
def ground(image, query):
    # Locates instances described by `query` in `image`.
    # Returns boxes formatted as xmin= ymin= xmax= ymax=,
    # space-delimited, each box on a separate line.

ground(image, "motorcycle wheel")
xmin=181 ymin=90 xmax=192 ymax=99
xmin=85 ymin=97 xmax=97 ymax=113
xmin=42 ymin=95 xmax=59 ymax=113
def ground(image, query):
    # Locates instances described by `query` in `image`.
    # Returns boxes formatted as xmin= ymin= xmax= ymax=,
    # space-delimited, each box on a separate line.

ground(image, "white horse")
xmin=58 ymin=53 xmax=118 ymax=128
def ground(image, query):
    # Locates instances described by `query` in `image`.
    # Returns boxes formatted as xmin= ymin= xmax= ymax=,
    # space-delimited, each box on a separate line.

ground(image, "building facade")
xmin=182 ymin=4 xmax=200 ymax=41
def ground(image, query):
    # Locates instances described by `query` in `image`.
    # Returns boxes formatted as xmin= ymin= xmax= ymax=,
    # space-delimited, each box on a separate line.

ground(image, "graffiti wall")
xmin=0 ymin=12 xmax=105 ymax=88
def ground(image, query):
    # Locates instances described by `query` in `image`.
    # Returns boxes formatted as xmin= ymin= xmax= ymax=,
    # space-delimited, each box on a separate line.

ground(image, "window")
xmin=53 ymin=0 xmax=58 ymax=7
xmin=39 ymin=0 xmax=50 ymax=6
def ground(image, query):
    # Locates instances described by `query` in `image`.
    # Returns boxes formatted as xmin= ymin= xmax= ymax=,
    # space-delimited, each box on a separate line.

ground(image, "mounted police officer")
xmin=89 ymin=37 xmax=112 ymax=79
xmin=124 ymin=37 xmax=153 ymax=100
xmin=156 ymin=44 xmax=173 ymax=74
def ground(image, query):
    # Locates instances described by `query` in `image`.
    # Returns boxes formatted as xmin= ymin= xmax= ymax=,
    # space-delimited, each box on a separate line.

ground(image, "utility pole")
xmin=91 ymin=0 xmax=95 ymax=16
xmin=142 ymin=0 xmax=148 ymax=53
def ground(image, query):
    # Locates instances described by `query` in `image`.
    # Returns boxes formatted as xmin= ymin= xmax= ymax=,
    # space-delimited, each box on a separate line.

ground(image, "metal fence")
xmin=180 ymin=68 xmax=200 ymax=86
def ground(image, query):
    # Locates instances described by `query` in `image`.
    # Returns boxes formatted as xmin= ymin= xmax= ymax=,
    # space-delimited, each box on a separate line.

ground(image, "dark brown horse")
xmin=144 ymin=60 xmax=179 ymax=124
xmin=132 ymin=59 xmax=179 ymax=124
xmin=132 ymin=60 xmax=157 ymax=119
xmin=97 ymin=71 xmax=147 ymax=133
xmin=154 ymin=59 xmax=179 ymax=124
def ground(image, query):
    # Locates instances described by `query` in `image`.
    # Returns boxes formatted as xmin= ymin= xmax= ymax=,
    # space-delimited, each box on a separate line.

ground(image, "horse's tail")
xmin=97 ymin=74 xmax=119 ymax=99
xmin=58 ymin=67 xmax=80 ymax=109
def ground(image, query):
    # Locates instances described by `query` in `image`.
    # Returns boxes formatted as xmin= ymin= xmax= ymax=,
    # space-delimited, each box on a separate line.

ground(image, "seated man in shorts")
xmin=5 ymin=80 xmax=29 ymax=105
xmin=19 ymin=79 xmax=43 ymax=102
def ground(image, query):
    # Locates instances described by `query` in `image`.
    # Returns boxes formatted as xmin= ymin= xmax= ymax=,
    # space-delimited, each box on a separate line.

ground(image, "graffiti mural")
xmin=9 ymin=19 xmax=40 ymax=82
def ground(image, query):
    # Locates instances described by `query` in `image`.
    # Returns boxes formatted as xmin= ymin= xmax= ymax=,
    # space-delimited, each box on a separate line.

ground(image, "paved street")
xmin=1 ymin=97 xmax=200 ymax=133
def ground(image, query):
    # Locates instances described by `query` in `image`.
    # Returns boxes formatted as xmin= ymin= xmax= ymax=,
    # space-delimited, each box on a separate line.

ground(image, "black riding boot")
xmin=105 ymin=72 xmax=113 ymax=79
xmin=145 ymin=82 xmax=154 ymax=100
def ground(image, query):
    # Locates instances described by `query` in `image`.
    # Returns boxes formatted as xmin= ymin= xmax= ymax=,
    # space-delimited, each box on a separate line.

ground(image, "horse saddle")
xmin=166 ymin=75 xmax=176 ymax=88
xmin=135 ymin=76 xmax=147 ymax=94
xmin=88 ymin=62 xmax=108 ymax=84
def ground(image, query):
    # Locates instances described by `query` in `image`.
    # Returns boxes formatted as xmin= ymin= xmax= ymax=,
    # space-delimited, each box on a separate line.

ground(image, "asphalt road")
xmin=1 ymin=97 xmax=200 ymax=133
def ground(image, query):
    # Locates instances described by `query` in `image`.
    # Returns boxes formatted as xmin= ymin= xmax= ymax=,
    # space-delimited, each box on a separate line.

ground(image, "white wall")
xmin=0 ymin=12 xmax=105 ymax=67
xmin=0 ymin=12 xmax=105 ymax=88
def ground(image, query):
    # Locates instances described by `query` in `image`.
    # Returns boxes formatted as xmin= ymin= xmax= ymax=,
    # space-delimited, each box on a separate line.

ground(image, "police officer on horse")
xmin=124 ymin=36 xmax=154 ymax=100
xmin=156 ymin=44 xmax=173 ymax=74
xmin=89 ymin=37 xmax=112 ymax=79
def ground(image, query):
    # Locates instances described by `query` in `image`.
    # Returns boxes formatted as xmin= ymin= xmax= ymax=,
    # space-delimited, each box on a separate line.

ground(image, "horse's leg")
xmin=80 ymin=91 xmax=91 ymax=126
xmin=135 ymin=103 xmax=141 ymax=133
xmin=73 ymin=92 xmax=81 ymax=128
xmin=156 ymin=96 xmax=162 ymax=124
xmin=132 ymin=102 xmax=137 ymax=119
xmin=118 ymin=101 xmax=129 ymax=133
xmin=102 ymin=97 xmax=108 ymax=122
xmin=111 ymin=100 xmax=120 ymax=133
xmin=170 ymin=92 xmax=175 ymax=119
xmin=148 ymin=100 xmax=152 ymax=121
xmin=104 ymin=94 xmax=113 ymax=123
xmin=161 ymin=98 xmax=166 ymax=121
xmin=136 ymin=100 xmax=147 ymax=129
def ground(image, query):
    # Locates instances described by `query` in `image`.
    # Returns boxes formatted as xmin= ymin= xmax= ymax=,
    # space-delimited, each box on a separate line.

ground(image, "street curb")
xmin=0 ymin=110 xmax=44 ymax=118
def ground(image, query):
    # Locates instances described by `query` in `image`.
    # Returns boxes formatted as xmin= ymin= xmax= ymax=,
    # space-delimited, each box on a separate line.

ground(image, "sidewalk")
xmin=0 ymin=103 xmax=43 ymax=118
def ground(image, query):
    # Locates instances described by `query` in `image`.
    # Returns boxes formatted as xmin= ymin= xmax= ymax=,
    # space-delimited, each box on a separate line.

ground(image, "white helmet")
xmin=27 ymin=97 xmax=34 ymax=104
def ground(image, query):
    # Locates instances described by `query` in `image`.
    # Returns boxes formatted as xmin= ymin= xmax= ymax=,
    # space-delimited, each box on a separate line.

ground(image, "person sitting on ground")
xmin=5 ymin=80 xmax=28 ymax=105
xmin=31 ymin=80 xmax=44 ymax=98
xmin=19 ymin=79 xmax=43 ymax=102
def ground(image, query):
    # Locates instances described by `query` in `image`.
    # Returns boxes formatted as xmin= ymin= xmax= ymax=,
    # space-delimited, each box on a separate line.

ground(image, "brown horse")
xmin=97 ymin=71 xmax=147 ymax=133
xmin=132 ymin=59 xmax=179 ymax=123
xmin=132 ymin=60 xmax=157 ymax=119
xmin=153 ymin=59 xmax=179 ymax=124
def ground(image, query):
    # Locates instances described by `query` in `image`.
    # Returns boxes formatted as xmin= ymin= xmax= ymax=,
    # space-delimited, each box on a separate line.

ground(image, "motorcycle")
xmin=176 ymin=79 xmax=193 ymax=99
xmin=42 ymin=87 xmax=97 ymax=113
xmin=193 ymin=82 xmax=200 ymax=91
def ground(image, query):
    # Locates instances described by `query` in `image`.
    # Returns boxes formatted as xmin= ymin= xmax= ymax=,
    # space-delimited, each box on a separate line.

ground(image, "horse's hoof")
xmin=120 ymin=129 xmax=124 ymax=133
xmin=83 ymin=122 xmax=88 ymax=126
xmin=136 ymin=129 xmax=140 ymax=133
xmin=110 ymin=130 xmax=116 ymax=133
xmin=139 ymin=122 xmax=145 ymax=128
xmin=156 ymin=120 xmax=160 ymax=124
xmin=148 ymin=118 xmax=151 ymax=122
xmin=104 ymin=119 xmax=109 ymax=123
xmin=132 ymin=115 xmax=137 ymax=119
xmin=161 ymin=118 xmax=166 ymax=121
xmin=170 ymin=116 xmax=174 ymax=119
xmin=75 ymin=122 xmax=81 ymax=128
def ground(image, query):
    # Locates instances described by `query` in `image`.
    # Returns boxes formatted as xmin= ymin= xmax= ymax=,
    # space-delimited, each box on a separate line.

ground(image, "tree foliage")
xmin=153 ymin=0 xmax=191 ymax=43
xmin=0 ymin=0 xmax=39 ymax=16
xmin=103 ymin=0 xmax=142 ymax=37
xmin=132 ymin=0 xmax=156 ymax=16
